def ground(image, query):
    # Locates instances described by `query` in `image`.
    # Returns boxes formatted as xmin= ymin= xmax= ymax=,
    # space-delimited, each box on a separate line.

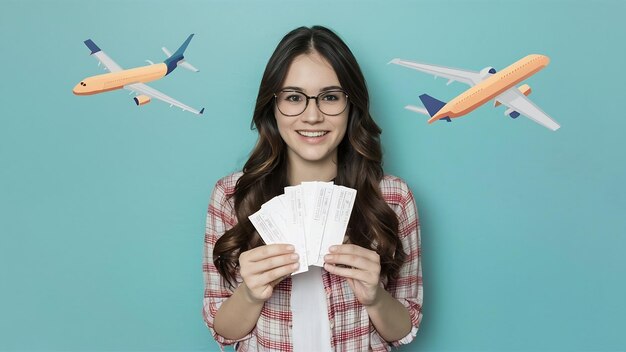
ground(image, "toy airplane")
xmin=73 ymin=34 xmax=204 ymax=115
xmin=390 ymin=54 xmax=560 ymax=131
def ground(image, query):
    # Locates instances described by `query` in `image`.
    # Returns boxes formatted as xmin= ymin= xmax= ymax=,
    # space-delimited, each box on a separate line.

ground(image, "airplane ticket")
xmin=301 ymin=182 xmax=334 ymax=265
xmin=313 ymin=186 xmax=356 ymax=266
xmin=248 ymin=181 xmax=356 ymax=275
xmin=248 ymin=209 xmax=284 ymax=245
xmin=264 ymin=194 xmax=308 ymax=274
xmin=284 ymin=187 xmax=308 ymax=272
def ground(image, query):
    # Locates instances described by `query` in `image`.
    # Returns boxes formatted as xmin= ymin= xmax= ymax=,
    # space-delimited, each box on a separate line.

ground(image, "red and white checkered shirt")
xmin=203 ymin=172 xmax=423 ymax=351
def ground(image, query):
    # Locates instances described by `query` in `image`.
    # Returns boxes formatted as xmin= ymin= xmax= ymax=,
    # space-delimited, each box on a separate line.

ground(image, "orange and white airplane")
xmin=390 ymin=54 xmax=560 ymax=131
xmin=73 ymin=34 xmax=204 ymax=115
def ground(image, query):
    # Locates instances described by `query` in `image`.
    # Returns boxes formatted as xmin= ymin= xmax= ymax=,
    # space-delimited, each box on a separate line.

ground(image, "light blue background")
xmin=1 ymin=0 xmax=625 ymax=351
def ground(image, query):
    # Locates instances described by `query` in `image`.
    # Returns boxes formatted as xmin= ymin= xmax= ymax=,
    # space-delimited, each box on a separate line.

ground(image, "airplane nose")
xmin=72 ymin=84 xmax=81 ymax=95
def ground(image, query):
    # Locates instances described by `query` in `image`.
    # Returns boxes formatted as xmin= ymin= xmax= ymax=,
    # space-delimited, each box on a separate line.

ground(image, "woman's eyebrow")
xmin=281 ymin=86 xmax=304 ymax=92
xmin=280 ymin=85 xmax=343 ymax=93
xmin=320 ymin=85 xmax=343 ymax=92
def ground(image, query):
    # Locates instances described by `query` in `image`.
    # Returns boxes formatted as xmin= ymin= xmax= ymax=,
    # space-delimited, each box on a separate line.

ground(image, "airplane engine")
xmin=504 ymin=108 xmax=520 ymax=119
xmin=480 ymin=66 xmax=497 ymax=79
xmin=133 ymin=95 xmax=151 ymax=106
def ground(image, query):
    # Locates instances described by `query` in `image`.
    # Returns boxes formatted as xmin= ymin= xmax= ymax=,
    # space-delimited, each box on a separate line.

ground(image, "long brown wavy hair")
xmin=214 ymin=26 xmax=405 ymax=288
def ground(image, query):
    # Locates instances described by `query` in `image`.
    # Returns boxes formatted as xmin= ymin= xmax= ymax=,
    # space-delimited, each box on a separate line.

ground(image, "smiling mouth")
xmin=297 ymin=131 xmax=329 ymax=138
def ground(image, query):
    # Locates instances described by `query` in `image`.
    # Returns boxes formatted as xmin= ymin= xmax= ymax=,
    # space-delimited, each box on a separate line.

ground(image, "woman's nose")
xmin=300 ymin=99 xmax=324 ymax=123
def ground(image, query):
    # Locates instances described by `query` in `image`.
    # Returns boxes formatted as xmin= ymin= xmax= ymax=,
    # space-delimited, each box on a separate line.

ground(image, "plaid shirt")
xmin=203 ymin=172 xmax=423 ymax=351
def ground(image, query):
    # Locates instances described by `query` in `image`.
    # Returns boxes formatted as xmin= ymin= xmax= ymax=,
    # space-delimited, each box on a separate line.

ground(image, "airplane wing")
xmin=404 ymin=105 xmax=430 ymax=116
xmin=389 ymin=58 xmax=483 ymax=86
xmin=84 ymin=39 xmax=123 ymax=72
xmin=125 ymin=83 xmax=204 ymax=115
xmin=495 ymin=88 xmax=560 ymax=131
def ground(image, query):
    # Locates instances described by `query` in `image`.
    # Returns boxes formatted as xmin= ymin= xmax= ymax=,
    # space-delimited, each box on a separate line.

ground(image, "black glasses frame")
xmin=274 ymin=89 xmax=349 ymax=117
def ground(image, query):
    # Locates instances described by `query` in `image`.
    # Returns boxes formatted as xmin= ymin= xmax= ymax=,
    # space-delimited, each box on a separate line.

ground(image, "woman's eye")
xmin=322 ymin=93 xmax=340 ymax=101
xmin=285 ymin=94 xmax=303 ymax=102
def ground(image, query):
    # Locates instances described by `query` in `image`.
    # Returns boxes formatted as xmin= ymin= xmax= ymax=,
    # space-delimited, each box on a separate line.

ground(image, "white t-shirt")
xmin=290 ymin=266 xmax=333 ymax=351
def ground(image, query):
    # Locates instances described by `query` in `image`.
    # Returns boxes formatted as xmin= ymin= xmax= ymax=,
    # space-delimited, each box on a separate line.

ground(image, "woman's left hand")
xmin=323 ymin=244 xmax=382 ymax=306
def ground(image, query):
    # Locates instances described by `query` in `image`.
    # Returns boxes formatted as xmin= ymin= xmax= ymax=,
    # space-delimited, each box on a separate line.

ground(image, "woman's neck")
xmin=287 ymin=157 xmax=337 ymax=186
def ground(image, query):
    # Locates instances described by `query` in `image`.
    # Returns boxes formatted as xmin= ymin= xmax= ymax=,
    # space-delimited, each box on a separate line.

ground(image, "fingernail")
xmin=286 ymin=245 xmax=295 ymax=251
xmin=324 ymin=254 xmax=332 ymax=261
xmin=290 ymin=254 xmax=299 ymax=260
xmin=329 ymin=246 xmax=337 ymax=252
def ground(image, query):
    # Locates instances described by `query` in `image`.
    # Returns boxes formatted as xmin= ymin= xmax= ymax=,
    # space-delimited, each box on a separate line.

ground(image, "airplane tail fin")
xmin=419 ymin=94 xmax=451 ymax=122
xmin=162 ymin=46 xmax=199 ymax=72
xmin=163 ymin=34 xmax=199 ymax=75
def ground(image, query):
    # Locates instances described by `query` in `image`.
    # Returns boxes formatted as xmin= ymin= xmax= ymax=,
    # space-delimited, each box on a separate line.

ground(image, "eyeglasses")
xmin=274 ymin=89 xmax=349 ymax=117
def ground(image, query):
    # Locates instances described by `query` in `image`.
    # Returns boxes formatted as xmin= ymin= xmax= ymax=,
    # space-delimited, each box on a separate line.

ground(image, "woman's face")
xmin=274 ymin=51 xmax=349 ymax=170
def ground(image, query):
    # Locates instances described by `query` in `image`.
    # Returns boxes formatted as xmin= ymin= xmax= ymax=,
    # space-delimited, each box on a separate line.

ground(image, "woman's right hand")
xmin=238 ymin=244 xmax=299 ymax=303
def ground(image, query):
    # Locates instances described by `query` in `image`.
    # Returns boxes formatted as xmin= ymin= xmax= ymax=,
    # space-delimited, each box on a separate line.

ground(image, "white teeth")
xmin=298 ymin=131 xmax=328 ymax=137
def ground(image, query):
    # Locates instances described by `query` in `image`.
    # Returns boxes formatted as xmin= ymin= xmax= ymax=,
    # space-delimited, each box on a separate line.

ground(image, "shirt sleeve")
xmin=202 ymin=177 xmax=253 ymax=349
xmin=386 ymin=181 xmax=424 ymax=347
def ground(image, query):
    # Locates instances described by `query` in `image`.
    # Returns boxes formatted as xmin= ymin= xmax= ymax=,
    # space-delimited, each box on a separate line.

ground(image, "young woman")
xmin=203 ymin=26 xmax=422 ymax=351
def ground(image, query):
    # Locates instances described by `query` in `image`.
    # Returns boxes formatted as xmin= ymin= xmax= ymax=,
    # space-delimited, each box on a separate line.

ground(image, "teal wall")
xmin=1 ymin=0 xmax=625 ymax=350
